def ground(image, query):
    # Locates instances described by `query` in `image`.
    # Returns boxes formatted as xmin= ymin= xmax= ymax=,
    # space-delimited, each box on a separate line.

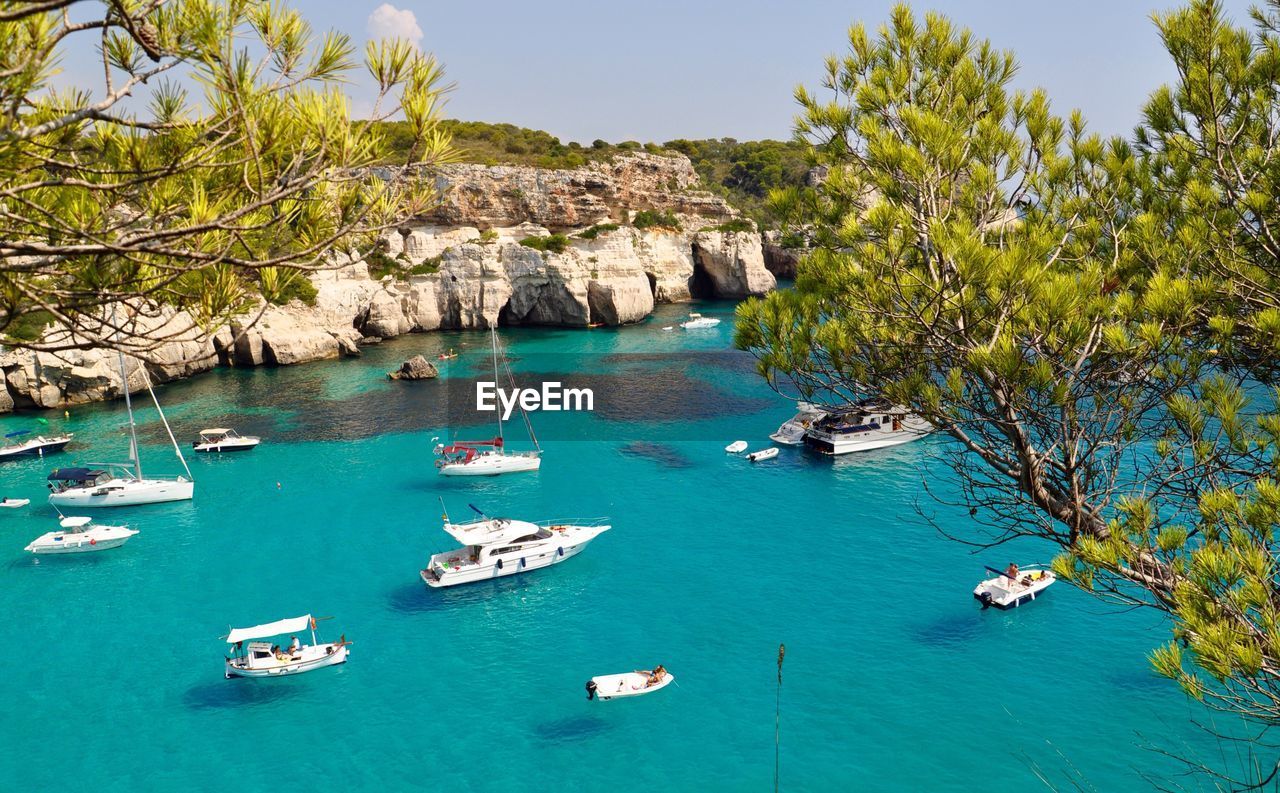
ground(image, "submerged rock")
xmin=388 ymin=355 xmax=439 ymax=381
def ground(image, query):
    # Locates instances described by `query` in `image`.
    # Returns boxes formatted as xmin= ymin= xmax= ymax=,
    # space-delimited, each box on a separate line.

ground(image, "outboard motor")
xmin=978 ymin=591 xmax=994 ymax=610
xmin=585 ymin=680 xmax=598 ymax=700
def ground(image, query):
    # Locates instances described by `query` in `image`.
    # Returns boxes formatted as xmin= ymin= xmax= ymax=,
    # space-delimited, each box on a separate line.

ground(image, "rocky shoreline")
xmin=0 ymin=152 xmax=797 ymax=413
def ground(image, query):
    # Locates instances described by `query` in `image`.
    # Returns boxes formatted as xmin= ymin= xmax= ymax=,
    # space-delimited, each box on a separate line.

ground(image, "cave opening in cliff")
xmin=688 ymin=256 xmax=716 ymax=299
xmin=644 ymin=272 xmax=658 ymax=299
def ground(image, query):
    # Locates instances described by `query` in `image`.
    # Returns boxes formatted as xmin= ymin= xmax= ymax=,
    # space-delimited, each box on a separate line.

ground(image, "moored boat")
xmin=224 ymin=615 xmax=349 ymax=679
xmin=0 ymin=497 xmax=29 ymax=508
xmin=586 ymin=667 xmax=674 ymax=700
xmin=747 ymin=447 xmax=779 ymax=462
xmin=436 ymin=328 xmax=542 ymax=476
xmin=420 ymin=506 xmax=609 ymax=587
xmin=0 ymin=430 xmax=73 ymax=460
xmin=192 ymin=428 xmax=261 ymax=453
xmin=974 ymin=565 xmax=1056 ymax=609
xmin=680 ymin=312 xmax=720 ymax=329
xmin=725 ymin=440 xmax=747 ymax=454
xmin=769 ymin=402 xmax=828 ymax=445
xmin=803 ymin=403 xmax=931 ymax=455
xmin=24 ymin=516 xmax=137 ymax=554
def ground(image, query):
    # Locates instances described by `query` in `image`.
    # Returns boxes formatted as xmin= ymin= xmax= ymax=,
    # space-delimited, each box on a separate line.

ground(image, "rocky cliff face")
xmin=0 ymin=152 xmax=777 ymax=411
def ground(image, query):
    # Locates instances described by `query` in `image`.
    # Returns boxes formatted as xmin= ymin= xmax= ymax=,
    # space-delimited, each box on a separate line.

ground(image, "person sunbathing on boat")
xmin=643 ymin=665 xmax=668 ymax=687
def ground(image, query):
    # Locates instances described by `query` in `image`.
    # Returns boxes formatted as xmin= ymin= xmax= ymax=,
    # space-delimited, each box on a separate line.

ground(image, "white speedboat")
xmin=725 ymin=440 xmax=747 ymax=454
xmin=680 ymin=313 xmax=720 ymax=329
xmin=586 ymin=668 xmax=675 ymax=700
xmin=747 ymin=447 xmax=779 ymax=462
xmin=224 ymin=614 xmax=349 ymax=679
xmin=0 ymin=430 xmax=72 ymax=460
xmin=48 ymin=342 xmax=194 ymax=508
xmin=974 ymin=565 xmax=1056 ymax=609
xmin=436 ymin=328 xmax=541 ymax=476
xmin=770 ymin=402 xmax=828 ymax=445
xmin=803 ymin=403 xmax=931 ymax=455
xmin=193 ymin=428 xmax=261 ymax=453
xmin=24 ymin=516 xmax=138 ymax=554
xmin=0 ymin=497 xmax=29 ymax=508
xmin=420 ymin=508 xmax=609 ymax=588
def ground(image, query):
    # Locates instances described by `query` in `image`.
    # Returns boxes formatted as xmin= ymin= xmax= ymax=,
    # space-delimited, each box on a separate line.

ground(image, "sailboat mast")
xmin=111 ymin=306 xmax=143 ymax=480
xmin=491 ymin=326 xmax=504 ymax=448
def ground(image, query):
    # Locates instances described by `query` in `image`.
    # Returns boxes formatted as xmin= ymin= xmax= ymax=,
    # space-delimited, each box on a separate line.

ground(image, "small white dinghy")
xmin=586 ymin=667 xmax=674 ymax=700
xmin=747 ymin=447 xmax=779 ymax=463
xmin=0 ymin=497 xmax=29 ymax=508
xmin=725 ymin=440 xmax=748 ymax=454
xmin=24 ymin=516 xmax=138 ymax=554
xmin=974 ymin=565 xmax=1055 ymax=609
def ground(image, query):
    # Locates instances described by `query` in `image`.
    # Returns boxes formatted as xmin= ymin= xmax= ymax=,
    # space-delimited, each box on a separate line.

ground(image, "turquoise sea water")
xmin=0 ymin=302 xmax=1235 ymax=790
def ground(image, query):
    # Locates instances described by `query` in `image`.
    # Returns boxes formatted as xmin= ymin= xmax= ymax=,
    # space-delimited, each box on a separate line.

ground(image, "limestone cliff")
xmin=0 ymin=152 xmax=777 ymax=410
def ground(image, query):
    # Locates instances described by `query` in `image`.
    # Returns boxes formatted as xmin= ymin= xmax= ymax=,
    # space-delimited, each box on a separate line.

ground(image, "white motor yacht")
xmin=803 ymin=403 xmax=931 ymax=455
xmin=420 ymin=508 xmax=609 ymax=588
xmin=974 ymin=566 xmax=1056 ymax=609
xmin=224 ymin=615 xmax=349 ymax=679
xmin=680 ymin=312 xmax=720 ymax=329
xmin=193 ymin=428 xmax=261 ymax=453
xmin=0 ymin=430 xmax=73 ymax=460
xmin=24 ymin=516 xmax=138 ymax=554
xmin=48 ymin=342 xmax=194 ymax=508
xmin=436 ymin=328 xmax=541 ymax=476
xmin=769 ymin=403 xmax=828 ymax=445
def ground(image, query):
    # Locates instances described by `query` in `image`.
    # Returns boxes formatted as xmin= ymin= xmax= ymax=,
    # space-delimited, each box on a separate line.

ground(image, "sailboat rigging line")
xmin=140 ymin=366 xmax=194 ymax=481
xmin=110 ymin=305 xmax=143 ymax=481
xmin=490 ymin=326 xmax=504 ymax=444
xmin=497 ymin=333 xmax=541 ymax=451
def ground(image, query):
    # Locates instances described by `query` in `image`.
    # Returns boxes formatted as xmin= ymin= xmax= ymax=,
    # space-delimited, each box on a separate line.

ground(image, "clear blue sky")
xmin=61 ymin=0 xmax=1259 ymax=143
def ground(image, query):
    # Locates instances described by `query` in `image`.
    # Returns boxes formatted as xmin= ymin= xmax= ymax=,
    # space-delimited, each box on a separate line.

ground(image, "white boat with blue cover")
xmin=0 ymin=430 xmax=72 ymax=460
xmin=974 ymin=565 xmax=1056 ymax=609
xmin=48 ymin=343 xmax=194 ymax=508
xmin=803 ymin=402 xmax=931 ymax=455
xmin=24 ymin=516 xmax=138 ymax=554
xmin=420 ymin=505 xmax=609 ymax=588
xmin=224 ymin=614 xmax=349 ymax=679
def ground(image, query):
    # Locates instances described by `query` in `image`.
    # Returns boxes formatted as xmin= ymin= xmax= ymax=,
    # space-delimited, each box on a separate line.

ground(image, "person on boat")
xmin=272 ymin=644 xmax=286 ymax=660
xmin=645 ymin=666 xmax=667 ymax=687
xmin=289 ymin=636 xmax=301 ymax=654
xmin=1005 ymin=563 xmax=1019 ymax=583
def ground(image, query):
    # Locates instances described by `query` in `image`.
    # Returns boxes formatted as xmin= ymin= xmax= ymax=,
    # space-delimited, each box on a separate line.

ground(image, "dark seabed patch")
xmin=910 ymin=612 xmax=983 ymax=647
xmin=1105 ymin=668 xmax=1168 ymax=694
xmin=535 ymin=715 xmax=612 ymax=742
xmin=184 ymin=680 xmax=302 ymax=710
xmin=618 ymin=442 xmax=694 ymax=469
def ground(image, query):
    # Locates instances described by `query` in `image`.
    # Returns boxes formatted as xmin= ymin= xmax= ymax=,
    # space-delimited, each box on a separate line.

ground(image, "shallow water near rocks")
xmin=0 ymin=302 xmax=1233 ymax=789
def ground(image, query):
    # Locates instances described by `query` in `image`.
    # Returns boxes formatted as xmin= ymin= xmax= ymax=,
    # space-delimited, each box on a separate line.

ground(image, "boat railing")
xmin=84 ymin=464 xmax=191 ymax=482
xmin=534 ymin=517 xmax=611 ymax=528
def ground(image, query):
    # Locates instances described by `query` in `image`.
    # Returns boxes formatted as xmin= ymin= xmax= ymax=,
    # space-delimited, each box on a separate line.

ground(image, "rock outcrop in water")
xmin=0 ymin=152 xmax=777 ymax=411
xmin=387 ymin=355 xmax=439 ymax=381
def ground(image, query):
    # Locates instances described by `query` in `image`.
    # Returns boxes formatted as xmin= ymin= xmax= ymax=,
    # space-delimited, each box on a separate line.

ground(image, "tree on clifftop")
xmin=0 ymin=0 xmax=453 ymax=353
xmin=736 ymin=2 xmax=1280 ymax=781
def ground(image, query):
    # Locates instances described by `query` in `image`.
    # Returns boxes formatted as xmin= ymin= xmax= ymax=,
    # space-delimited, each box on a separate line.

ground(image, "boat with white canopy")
xmin=192 ymin=428 xmax=260 ymax=453
xmin=586 ymin=667 xmax=674 ymax=700
xmin=47 ymin=335 xmax=193 ymax=507
xmin=24 ymin=516 xmax=137 ymax=554
xmin=435 ymin=328 xmax=541 ymax=476
xmin=224 ymin=614 xmax=349 ymax=679
xmin=0 ymin=430 xmax=72 ymax=460
xmin=420 ymin=504 xmax=609 ymax=587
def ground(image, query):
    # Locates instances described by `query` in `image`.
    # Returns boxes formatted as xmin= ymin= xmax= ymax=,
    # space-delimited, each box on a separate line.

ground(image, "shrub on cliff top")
xmin=632 ymin=210 xmax=682 ymax=231
xmin=519 ymin=234 xmax=570 ymax=254
xmin=576 ymin=223 xmax=621 ymax=240
xmin=701 ymin=218 xmax=755 ymax=234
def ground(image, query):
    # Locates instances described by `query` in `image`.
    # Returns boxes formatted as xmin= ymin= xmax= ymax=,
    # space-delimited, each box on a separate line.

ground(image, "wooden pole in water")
xmin=775 ymin=643 xmax=785 ymax=793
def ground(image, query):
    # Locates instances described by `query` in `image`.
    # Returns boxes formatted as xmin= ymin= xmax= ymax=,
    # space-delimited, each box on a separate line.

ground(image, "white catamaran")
xmin=48 ymin=344 xmax=193 ymax=508
xmin=435 ymin=328 xmax=542 ymax=476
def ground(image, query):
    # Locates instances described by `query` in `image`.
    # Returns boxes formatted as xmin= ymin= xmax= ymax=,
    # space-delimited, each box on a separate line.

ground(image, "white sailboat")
xmin=435 ymin=328 xmax=541 ymax=476
xmin=48 ymin=342 xmax=193 ymax=508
